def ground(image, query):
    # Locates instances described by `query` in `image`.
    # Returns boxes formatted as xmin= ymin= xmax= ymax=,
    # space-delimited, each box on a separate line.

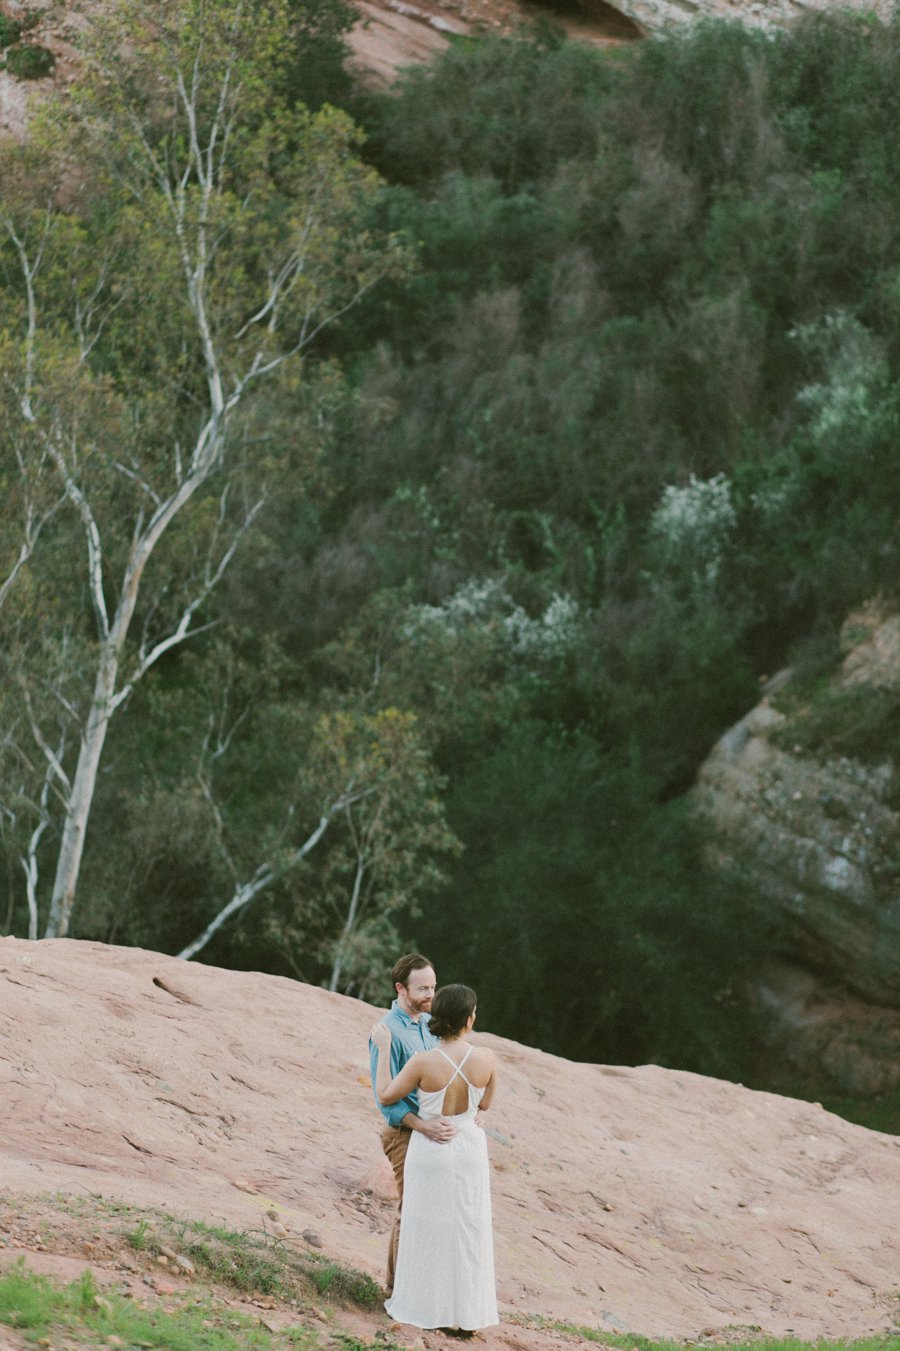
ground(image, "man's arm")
xmin=406 ymin=1111 xmax=458 ymax=1142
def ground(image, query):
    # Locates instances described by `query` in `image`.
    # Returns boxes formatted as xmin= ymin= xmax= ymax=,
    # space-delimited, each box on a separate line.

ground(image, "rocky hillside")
xmin=0 ymin=0 xmax=896 ymax=143
xmin=2 ymin=938 xmax=900 ymax=1346
xmin=697 ymin=602 xmax=900 ymax=1096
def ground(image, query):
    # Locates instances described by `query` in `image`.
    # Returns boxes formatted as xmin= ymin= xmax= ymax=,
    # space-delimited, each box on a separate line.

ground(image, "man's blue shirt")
xmin=369 ymin=999 xmax=438 ymax=1128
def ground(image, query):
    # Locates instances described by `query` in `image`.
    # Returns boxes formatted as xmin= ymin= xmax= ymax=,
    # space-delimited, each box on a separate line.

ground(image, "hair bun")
xmin=429 ymin=984 xmax=477 ymax=1041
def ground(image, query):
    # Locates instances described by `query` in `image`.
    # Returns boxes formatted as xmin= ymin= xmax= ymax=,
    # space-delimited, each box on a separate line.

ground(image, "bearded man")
xmin=369 ymin=952 xmax=457 ymax=1296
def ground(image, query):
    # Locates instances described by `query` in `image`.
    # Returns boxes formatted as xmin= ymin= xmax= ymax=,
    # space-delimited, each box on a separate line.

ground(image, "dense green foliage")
xmin=0 ymin=15 xmax=22 ymax=47
xmin=304 ymin=13 xmax=900 ymax=1070
xmin=4 ymin=42 xmax=54 ymax=78
xmin=0 ymin=6 xmax=47 ymax=70
xmin=4 ymin=2 xmax=900 ymax=1082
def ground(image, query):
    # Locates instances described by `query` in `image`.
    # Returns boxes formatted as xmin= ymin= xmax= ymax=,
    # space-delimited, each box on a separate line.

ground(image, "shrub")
xmin=773 ymin=682 xmax=900 ymax=768
xmin=0 ymin=15 xmax=22 ymax=47
xmin=5 ymin=42 xmax=55 ymax=79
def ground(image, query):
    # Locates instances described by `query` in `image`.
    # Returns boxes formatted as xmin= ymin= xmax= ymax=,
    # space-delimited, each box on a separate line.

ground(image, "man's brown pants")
xmin=380 ymin=1124 xmax=411 ymax=1296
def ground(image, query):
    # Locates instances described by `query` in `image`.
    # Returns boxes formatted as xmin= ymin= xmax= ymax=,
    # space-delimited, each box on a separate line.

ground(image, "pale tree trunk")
xmin=22 ymin=821 xmax=45 ymax=941
xmin=327 ymin=851 xmax=367 ymax=993
xmin=20 ymin=748 xmax=59 ymax=941
xmin=41 ymin=466 xmax=241 ymax=936
xmin=44 ymin=645 xmax=119 ymax=937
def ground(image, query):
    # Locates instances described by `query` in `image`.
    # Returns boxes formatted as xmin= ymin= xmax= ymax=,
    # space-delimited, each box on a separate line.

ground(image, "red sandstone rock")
xmin=0 ymin=937 xmax=898 ymax=1342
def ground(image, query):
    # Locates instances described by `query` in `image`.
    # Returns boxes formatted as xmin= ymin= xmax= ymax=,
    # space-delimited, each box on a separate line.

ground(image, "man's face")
xmin=397 ymin=966 xmax=436 ymax=1017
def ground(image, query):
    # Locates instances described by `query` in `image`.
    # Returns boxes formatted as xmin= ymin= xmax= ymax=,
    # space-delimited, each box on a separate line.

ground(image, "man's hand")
xmin=413 ymin=1115 xmax=458 ymax=1143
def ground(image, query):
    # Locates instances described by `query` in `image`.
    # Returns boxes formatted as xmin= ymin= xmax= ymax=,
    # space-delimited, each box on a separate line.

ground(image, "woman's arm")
xmin=371 ymin=1023 xmax=424 ymax=1104
xmin=479 ymin=1055 xmax=497 ymax=1111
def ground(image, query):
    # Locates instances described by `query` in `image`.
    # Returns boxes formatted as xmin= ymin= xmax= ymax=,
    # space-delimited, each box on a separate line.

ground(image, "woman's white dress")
xmin=385 ymin=1047 xmax=499 ymax=1331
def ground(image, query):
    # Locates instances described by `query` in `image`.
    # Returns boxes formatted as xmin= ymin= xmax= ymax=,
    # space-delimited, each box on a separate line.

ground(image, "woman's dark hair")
xmin=428 ymin=984 xmax=476 ymax=1040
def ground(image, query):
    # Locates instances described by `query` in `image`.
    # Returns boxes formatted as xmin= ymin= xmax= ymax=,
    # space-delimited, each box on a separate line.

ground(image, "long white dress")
xmin=385 ymin=1047 xmax=499 ymax=1331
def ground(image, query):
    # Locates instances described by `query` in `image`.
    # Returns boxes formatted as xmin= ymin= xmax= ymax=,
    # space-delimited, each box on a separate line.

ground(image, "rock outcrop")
xmin=1 ymin=937 xmax=900 ymax=1344
xmin=1 ymin=0 xmax=897 ymax=138
xmin=697 ymin=601 xmax=900 ymax=1094
xmin=614 ymin=0 xmax=889 ymax=36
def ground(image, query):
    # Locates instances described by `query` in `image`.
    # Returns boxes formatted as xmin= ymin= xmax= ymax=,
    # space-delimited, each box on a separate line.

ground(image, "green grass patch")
xmin=4 ymin=41 xmax=55 ymax=78
xmin=0 ymin=5 xmax=42 ymax=46
xmin=305 ymin=1259 xmax=382 ymax=1307
xmin=0 ymin=15 xmax=22 ymax=47
xmin=510 ymin=1314 xmax=900 ymax=1349
xmin=445 ymin=32 xmax=482 ymax=52
xmin=0 ymin=1259 xmax=315 ymax=1348
xmin=12 ymin=1197 xmax=896 ymax=1351
xmin=126 ymin=1215 xmax=153 ymax=1250
xmin=120 ymin=1211 xmax=383 ymax=1309
xmin=331 ymin=1337 xmax=405 ymax=1350
xmin=772 ymin=682 xmax=900 ymax=774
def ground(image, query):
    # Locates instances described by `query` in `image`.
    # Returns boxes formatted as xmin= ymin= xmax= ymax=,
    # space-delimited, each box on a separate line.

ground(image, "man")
xmin=369 ymin=952 xmax=457 ymax=1297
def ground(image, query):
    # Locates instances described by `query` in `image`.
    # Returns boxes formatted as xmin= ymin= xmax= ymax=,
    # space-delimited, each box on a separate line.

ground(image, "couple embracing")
xmin=369 ymin=953 xmax=499 ymax=1337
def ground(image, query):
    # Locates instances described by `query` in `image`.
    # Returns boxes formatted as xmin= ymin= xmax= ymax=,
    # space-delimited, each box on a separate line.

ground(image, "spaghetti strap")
xmin=436 ymin=1045 xmax=475 ymax=1086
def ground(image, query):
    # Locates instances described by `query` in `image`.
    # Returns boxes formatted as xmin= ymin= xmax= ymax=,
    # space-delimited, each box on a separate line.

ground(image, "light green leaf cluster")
xmin=650 ymin=472 xmax=736 ymax=586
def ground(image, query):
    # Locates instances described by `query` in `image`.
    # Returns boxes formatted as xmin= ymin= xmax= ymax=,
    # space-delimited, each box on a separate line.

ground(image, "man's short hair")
xmin=392 ymin=953 xmax=434 ymax=989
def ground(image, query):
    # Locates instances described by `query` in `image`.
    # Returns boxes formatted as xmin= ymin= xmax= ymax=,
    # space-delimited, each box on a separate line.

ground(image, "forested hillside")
xmin=2 ymin=0 xmax=899 ymax=1092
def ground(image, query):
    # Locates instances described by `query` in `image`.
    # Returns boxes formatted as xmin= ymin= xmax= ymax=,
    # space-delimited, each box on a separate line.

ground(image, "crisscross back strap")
xmin=436 ymin=1045 xmax=474 ymax=1086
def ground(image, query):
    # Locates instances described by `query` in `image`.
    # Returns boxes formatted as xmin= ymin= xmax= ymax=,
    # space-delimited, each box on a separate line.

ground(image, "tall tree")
xmin=0 ymin=0 xmax=407 ymax=939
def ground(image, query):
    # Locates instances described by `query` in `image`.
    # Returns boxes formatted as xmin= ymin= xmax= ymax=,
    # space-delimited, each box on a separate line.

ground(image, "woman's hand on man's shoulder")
xmin=370 ymin=1020 xmax=392 ymax=1051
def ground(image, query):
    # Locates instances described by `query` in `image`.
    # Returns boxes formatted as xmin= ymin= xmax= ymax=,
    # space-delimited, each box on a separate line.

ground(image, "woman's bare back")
xmin=416 ymin=1043 xmax=496 ymax=1116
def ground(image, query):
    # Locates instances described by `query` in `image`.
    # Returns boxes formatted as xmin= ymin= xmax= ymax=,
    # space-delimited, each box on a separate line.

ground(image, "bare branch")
xmin=327 ymin=848 xmax=367 ymax=993
xmin=112 ymin=460 xmax=163 ymax=506
xmin=176 ymin=812 xmax=330 ymax=962
xmin=4 ymin=207 xmax=52 ymax=419
xmin=20 ymin=684 xmax=73 ymax=800
xmin=30 ymin=421 xmax=111 ymax=642
xmin=196 ymin=764 xmax=238 ymax=882
xmin=111 ymin=495 xmax=265 ymax=710
xmin=71 ymin=252 xmax=127 ymax=363
xmin=229 ymin=269 xmax=389 ymax=400
xmin=19 ymin=726 xmax=64 ymax=941
xmin=176 ymin=773 xmax=371 ymax=962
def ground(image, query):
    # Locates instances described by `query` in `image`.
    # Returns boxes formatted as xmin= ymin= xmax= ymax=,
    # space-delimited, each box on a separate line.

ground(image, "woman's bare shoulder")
xmin=469 ymin=1044 xmax=497 ymax=1068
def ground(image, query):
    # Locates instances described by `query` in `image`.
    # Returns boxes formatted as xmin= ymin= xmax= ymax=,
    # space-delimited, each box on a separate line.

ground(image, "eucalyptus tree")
xmin=0 ymin=0 xmax=408 ymax=940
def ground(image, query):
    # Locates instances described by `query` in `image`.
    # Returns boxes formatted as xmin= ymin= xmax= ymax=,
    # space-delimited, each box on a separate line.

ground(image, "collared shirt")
xmin=369 ymin=998 xmax=438 ymax=1128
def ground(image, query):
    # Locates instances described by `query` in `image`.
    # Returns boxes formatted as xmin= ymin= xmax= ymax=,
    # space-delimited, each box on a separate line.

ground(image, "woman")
xmin=371 ymin=983 xmax=499 ymax=1336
